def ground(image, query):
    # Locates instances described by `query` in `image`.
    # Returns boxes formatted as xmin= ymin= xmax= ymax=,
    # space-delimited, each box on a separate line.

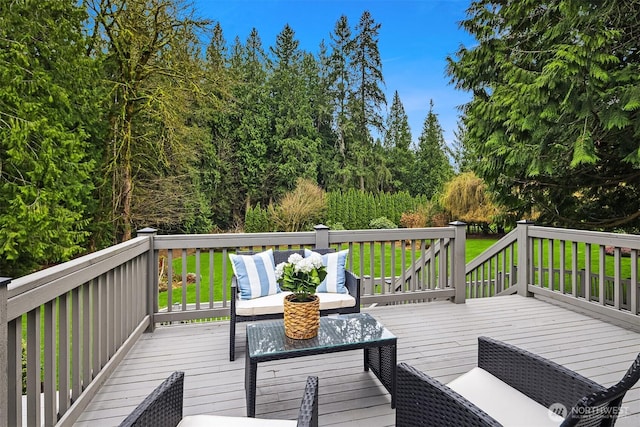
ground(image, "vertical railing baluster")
xmin=599 ymin=245 xmax=606 ymax=305
xmin=209 ymin=249 xmax=214 ymax=309
xmin=7 ymin=317 xmax=21 ymax=427
xmin=44 ymin=300 xmax=56 ymax=426
xmin=182 ymin=249 xmax=188 ymax=311
xmin=196 ymin=249 xmax=201 ymax=310
xmin=614 ymin=247 xmax=621 ymax=309
xmin=27 ymin=307 xmax=41 ymax=427
xmin=167 ymin=250 xmax=173 ymax=312
xmin=631 ymin=250 xmax=638 ymax=315
xmin=72 ymin=286 xmax=81 ymax=401
xmin=82 ymin=282 xmax=91 ymax=390
xmin=559 ymin=240 xmax=566 ymax=294
xmin=59 ymin=291 xmax=70 ymax=414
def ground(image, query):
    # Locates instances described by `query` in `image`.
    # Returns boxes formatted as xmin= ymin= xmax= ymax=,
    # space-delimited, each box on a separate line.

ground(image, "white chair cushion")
xmin=178 ymin=414 xmax=296 ymax=427
xmin=447 ymin=367 xmax=565 ymax=427
xmin=235 ymin=291 xmax=355 ymax=316
xmin=317 ymin=291 xmax=356 ymax=309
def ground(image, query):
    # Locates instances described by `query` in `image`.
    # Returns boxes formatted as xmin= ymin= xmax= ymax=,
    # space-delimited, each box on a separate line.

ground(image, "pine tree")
xmin=229 ymin=29 xmax=272 ymax=212
xmin=268 ymin=25 xmax=320 ymax=198
xmin=349 ymin=11 xmax=387 ymax=191
xmin=412 ymin=100 xmax=453 ymax=199
xmin=383 ymin=91 xmax=415 ymax=192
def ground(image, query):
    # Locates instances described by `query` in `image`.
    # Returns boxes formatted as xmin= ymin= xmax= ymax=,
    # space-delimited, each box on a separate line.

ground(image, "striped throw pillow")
xmin=230 ymin=249 xmax=279 ymax=300
xmin=305 ymin=249 xmax=349 ymax=294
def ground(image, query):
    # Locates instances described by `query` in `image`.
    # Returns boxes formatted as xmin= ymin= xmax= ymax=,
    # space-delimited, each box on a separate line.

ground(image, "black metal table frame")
xmin=244 ymin=316 xmax=397 ymax=418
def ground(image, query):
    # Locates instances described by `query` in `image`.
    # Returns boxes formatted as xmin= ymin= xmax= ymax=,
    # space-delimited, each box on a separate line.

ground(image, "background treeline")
xmin=0 ymin=0 xmax=456 ymax=276
xmin=3 ymin=0 xmax=640 ymax=278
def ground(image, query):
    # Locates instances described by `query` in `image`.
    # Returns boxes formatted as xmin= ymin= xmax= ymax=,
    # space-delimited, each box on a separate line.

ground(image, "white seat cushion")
xmin=235 ymin=291 xmax=356 ymax=316
xmin=447 ymin=367 xmax=565 ymax=427
xmin=178 ymin=414 xmax=296 ymax=427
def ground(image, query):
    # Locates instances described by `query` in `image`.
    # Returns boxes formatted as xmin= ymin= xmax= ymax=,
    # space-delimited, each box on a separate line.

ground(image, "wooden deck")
xmin=76 ymin=295 xmax=640 ymax=426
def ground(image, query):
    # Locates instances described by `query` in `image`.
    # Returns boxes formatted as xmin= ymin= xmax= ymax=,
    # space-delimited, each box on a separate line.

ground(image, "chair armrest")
xmin=231 ymin=276 xmax=239 ymax=311
xmin=297 ymin=376 xmax=319 ymax=427
xmin=344 ymin=270 xmax=360 ymax=306
xmin=477 ymin=336 xmax=604 ymax=410
xmin=396 ymin=363 xmax=500 ymax=427
xmin=119 ymin=371 xmax=184 ymax=427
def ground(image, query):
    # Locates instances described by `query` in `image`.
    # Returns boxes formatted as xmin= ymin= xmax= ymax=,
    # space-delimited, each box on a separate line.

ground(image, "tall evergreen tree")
xmin=0 ymin=0 xmax=98 ymax=276
xmin=313 ymin=41 xmax=340 ymax=189
xmin=328 ymin=15 xmax=355 ymax=184
xmin=451 ymin=118 xmax=474 ymax=173
xmin=383 ymin=91 xmax=414 ymax=192
xmin=448 ymin=0 xmax=640 ymax=230
xmin=203 ymin=22 xmax=238 ymax=229
xmin=229 ymin=29 xmax=272 ymax=212
xmin=349 ymin=11 xmax=387 ymax=190
xmin=268 ymin=24 xmax=320 ymax=198
xmin=412 ymin=100 xmax=453 ymax=198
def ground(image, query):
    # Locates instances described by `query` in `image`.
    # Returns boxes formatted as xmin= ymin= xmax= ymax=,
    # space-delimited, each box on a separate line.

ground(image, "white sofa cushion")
xmin=235 ymin=291 xmax=356 ymax=316
xmin=447 ymin=367 xmax=565 ymax=427
xmin=178 ymin=414 xmax=296 ymax=426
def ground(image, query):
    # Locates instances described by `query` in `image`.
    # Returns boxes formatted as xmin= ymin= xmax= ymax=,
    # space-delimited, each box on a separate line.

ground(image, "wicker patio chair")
xmin=230 ymin=248 xmax=361 ymax=361
xmin=396 ymin=336 xmax=640 ymax=427
xmin=119 ymin=371 xmax=319 ymax=427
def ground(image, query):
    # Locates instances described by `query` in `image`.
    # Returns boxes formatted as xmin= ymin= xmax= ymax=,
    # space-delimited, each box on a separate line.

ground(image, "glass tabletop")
xmin=247 ymin=313 xmax=396 ymax=358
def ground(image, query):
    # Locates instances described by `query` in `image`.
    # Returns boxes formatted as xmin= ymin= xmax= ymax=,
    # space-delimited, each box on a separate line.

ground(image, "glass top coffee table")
xmin=244 ymin=312 xmax=397 ymax=417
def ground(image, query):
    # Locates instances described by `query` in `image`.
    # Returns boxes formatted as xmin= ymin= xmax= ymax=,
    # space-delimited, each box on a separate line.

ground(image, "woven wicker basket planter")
xmin=283 ymin=294 xmax=320 ymax=339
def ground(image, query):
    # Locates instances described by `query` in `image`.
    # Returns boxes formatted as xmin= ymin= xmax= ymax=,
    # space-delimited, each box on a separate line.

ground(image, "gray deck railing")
xmin=2 ymin=221 xmax=640 ymax=426
xmin=151 ymin=222 xmax=467 ymax=324
xmin=1 ymin=237 xmax=151 ymax=427
xmin=0 ymin=223 xmax=466 ymax=426
xmin=465 ymin=221 xmax=640 ymax=327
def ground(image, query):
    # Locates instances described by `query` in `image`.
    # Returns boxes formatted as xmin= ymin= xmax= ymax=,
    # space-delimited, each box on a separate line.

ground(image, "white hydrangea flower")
xmin=274 ymin=262 xmax=286 ymax=280
xmin=288 ymin=253 xmax=303 ymax=264
xmin=307 ymin=253 xmax=324 ymax=269
xmin=294 ymin=256 xmax=315 ymax=273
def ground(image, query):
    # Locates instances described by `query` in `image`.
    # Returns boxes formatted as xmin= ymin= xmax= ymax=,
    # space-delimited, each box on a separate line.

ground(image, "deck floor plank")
xmin=76 ymin=295 xmax=640 ymax=426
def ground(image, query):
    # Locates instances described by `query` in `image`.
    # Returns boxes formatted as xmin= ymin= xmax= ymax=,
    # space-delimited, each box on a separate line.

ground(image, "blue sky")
xmin=192 ymin=0 xmax=475 ymax=146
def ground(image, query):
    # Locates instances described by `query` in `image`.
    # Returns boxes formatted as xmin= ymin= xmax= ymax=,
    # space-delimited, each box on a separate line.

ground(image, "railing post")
xmin=450 ymin=221 xmax=466 ymax=304
xmin=137 ymin=228 xmax=158 ymax=332
xmin=516 ymin=220 xmax=535 ymax=297
xmin=0 ymin=277 xmax=11 ymax=427
xmin=314 ymin=224 xmax=330 ymax=248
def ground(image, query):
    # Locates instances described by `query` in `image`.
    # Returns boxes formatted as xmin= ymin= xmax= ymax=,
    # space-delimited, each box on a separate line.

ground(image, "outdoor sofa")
xmin=119 ymin=371 xmax=319 ymax=427
xmin=229 ymin=248 xmax=361 ymax=361
xmin=396 ymin=336 xmax=640 ymax=426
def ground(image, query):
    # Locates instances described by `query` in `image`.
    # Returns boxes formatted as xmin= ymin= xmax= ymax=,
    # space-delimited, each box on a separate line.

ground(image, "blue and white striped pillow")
xmin=230 ymin=249 xmax=279 ymax=300
xmin=304 ymin=249 xmax=349 ymax=294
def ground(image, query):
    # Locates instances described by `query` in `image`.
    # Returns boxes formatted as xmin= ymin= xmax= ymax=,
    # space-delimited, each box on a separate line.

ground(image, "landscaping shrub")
xmin=244 ymin=204 xmax=272 ymax=233
xmin=268 ymin=178 xmax=327 ymax=232
xmin=400 ymin=211 xmax=427 ymax=228
xmin=369 ymin=216 xmax=397 ymax=229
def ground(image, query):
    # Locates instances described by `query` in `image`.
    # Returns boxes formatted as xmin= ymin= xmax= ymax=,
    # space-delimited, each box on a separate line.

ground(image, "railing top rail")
xmin=529 ymin=225 xmax=640 ymax=249
xmin=153 ymin=231 xmax=316 ymax=250
xmin=8 ymin=236 xmax=149 ymax=299
xmin=152 ymin=227 xmax=456 ymax=250
xmin=329 ymin=227 xmax=455 ymax=243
